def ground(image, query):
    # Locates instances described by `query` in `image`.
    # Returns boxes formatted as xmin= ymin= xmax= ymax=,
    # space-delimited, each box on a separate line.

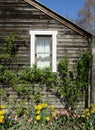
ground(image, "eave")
xmin=24 ymin=0 xmax=92 ymax=39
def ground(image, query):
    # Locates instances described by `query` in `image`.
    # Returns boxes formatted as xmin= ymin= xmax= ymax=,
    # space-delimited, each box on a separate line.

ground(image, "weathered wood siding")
xmin=0 ymin=0 xmax=91 ymax=108
xmin=0 ymin=0 xmax=90 ymax=69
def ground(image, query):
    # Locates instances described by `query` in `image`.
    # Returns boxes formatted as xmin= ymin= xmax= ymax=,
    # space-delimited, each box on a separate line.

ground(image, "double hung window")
xmin=30 ymin=31 xmax=57 ymax=72
xmin=35 ymin=35 xmax=52 ymax=68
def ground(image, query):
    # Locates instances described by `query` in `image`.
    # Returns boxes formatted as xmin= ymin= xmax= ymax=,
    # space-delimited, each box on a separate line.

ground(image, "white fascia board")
xmin=30 ymin=30 xmax=57 ymax=35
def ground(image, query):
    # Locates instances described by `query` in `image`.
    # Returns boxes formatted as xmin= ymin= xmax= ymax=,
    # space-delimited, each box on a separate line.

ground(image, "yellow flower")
xmin=50 ymin=105 xmax=55 ymax=110
xmin=81 ymin=114 xmax=85 ymax=118
xmin=0 ymin=110 xmax=5 ymax=115
xmin=90 ymin=104 xmax=94 ymax=107
xmin=35 ymin=106 xmax=37 ymax=110
xmin=0 ymin=115 xmax=4 ymax=119
xmin=0 ymin=105 xmax=5 ymax=109
xmin=36 ymin=110 xmax=40 ymax=115
xmin=37 ymin=104 xmax=43 ymax=110
xmin=52 ymin=113 xmax=56 ymax=118
xmin=42 ymin=103 xmax=48 ymax=108
xmin=91 ymin=108 xmax=95 ymax=114
xmin=35 ymin=103 xmax=48 ymax=111
xmin=45 ymin=116 xmax=50 ymax=121
xmin=0 ymin=115 xmax=4 ymax=123
xmin=85 ymin=108 xmax=89 ymax=112
xmin=55 ymin=109 xmax=59 ymax=113
xmin=36 ymin=115 xmax=41 ymax=121
xmin=87 ymin=112 xmax=90 ymax=116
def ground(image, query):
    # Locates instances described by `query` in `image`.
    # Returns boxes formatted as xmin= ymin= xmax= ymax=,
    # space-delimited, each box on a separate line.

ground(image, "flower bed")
xmin=0 ymin=103 xmax=95 ymax=130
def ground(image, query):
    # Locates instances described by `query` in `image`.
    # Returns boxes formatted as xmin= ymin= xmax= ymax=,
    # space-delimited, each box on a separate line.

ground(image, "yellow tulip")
xmin=45 ymin=116 xmax=50 ymax=121
xmin=0 ymin=115 xmax=4 ymax=123
xmin=0 ymin=110 xmax=5 ymax=115
xmin=81 ymin=114 xmax=85 ymax=118
xmin=42 ymin=103 xmax=48 ymax=108
xmin=87 ymin=112 xmax=90 ymax=116
xmin=50 ymin=105 xmax=55 ymax=110
xmin=0 ymin=105 xmax=5 ymax=109
xmin=37 ymin=104 xmax=43 ymax=110
xmin=90 ymin=103 xmax=94 ymax=107
xmin=36 ymin=115 xmax=41 ymax=121
xmin=36 ymin=110 xmax=40 ymax=115
xmin=52 ymin=113 xmax=56 ymax=118
xmin=85 ymin=108 xmax=89 ymax=112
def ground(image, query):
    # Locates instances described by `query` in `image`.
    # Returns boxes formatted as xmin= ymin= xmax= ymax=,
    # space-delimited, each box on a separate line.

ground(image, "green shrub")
xmin=57 ymin=52 xmax=92 ymax=108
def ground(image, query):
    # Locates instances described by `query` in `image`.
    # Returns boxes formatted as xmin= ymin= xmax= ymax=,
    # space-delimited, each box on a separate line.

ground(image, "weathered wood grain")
xmin=0 ymin=0 xmax=92 ymax=109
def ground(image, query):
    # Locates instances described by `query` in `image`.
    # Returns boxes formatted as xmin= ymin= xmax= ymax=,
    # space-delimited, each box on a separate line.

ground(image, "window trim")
xmin=29 ymin=31 xmax=57 ymax=72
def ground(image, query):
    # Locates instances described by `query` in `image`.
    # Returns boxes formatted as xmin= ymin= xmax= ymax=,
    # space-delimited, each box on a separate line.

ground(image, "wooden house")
xmin=0 ymin=0 xmax=94 ymax=108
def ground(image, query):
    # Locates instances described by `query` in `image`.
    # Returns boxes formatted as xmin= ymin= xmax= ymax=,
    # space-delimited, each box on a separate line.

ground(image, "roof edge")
xmin=24 ymin=0 xmax=92 ymax=38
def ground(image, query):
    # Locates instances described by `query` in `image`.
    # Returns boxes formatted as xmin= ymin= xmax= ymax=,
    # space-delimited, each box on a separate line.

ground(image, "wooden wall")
xmin=0 ymin=0 xmax=91 ymax=108
xmin=0 ymin=0 xmax=90 ymax=69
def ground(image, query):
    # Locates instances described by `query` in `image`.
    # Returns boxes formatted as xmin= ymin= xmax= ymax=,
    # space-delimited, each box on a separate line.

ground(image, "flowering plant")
xmin=29 ymin=103 xmax=57 ymax=124
xmin=0 ymin=105 xmax=18 ymax=130
xmin=1 ymin=103 xmax=95 ymax=130
xmin=35 ymin=103 xmax=49 ymax=123
xmin=23 ymin=103 xmax=95 ymax=130
xmin=20 ymin=103 xmax=59 ymax=130
xmin=80 ymin=104 xmax=95 ymax=130
xmin=0 ymin=105 xmax=5 ymax=124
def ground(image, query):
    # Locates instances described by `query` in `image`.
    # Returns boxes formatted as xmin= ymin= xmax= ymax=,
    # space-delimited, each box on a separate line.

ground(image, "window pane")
xmin=37 ymin=54 xmax=50 ymax=68
xmin=36 ymin=36 xmax=51 ymax=53
xmin=44 ymin=37 xmax=51 ymax=53
xmin=36 ymin=37 xmax=44 ymax=53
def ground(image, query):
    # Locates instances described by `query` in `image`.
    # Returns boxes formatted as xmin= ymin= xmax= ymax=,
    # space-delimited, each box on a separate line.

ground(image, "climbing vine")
xmin=0 ymin=33 xmax=93 ymax=108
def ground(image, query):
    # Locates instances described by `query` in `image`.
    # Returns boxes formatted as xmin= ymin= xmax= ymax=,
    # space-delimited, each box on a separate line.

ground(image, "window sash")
xmin=36 ymin=36 xmax=52 ymax=53
xmin=35 ymin=35 xmax=52 ymax=68
xmin=36 ymin=54 xmax=51 ymax=68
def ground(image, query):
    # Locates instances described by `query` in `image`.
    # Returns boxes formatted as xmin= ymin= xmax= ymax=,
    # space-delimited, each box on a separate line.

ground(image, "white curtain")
xmin=36 ymin=36 xmax=51 ymax=68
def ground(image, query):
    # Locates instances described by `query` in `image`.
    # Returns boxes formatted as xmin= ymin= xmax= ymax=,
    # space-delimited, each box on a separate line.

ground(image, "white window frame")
xmin=29 ymin=31 xmax=57 ymax=72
